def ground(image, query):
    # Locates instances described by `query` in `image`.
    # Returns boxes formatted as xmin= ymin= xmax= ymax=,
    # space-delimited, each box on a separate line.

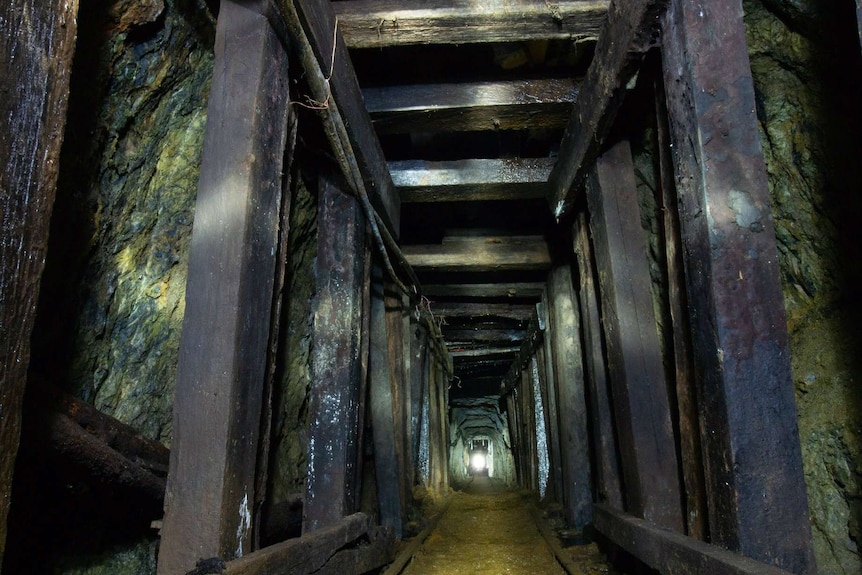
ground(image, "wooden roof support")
xmin=661 ymin=0 xmax=814 ymax=570
xmin=594 ymin=505 xmax=800 ymax=575
xmin=365 ymin=79 xmax=577 ymax=135
xmin=547 ymin=0 xmax=664 ymax=221
xmin=424 ymin=282 xmax=544 ymax=299
xmin=587 ymin=140 xmax=683 ymax=532
xmin=402 ymin=236 xmax=551 ymax=273
xmin=390 ymin=158 xmax=553 ymax=203
xmin=432 ymin=302 xmax=535 ymax=322
xmin=332 ymin=0 xmax=608 ymax=48
xmin=0 ymin=0 xmax=78 ymax=564
xmin=157 ymin=4 xmax=292 ymax=572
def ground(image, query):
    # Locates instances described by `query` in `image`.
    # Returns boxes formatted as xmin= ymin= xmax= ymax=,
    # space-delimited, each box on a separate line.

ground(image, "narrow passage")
xmin=403 ymin=477 xmax=603 ymax=575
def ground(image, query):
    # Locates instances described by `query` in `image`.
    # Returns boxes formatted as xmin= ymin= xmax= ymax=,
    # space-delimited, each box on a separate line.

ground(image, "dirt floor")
xmin=402 ymin=477 xmax=610 ymax=575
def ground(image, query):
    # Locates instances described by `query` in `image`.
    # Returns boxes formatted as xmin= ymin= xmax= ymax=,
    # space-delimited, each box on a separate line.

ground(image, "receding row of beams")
xmin=332 ymin=0 xmax=608 ymax=48
xmin=365 ymin=79 xmax=577 ymax=134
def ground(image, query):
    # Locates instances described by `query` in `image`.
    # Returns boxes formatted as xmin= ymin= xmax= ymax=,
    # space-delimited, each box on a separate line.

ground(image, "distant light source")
xmin=470 ymin=452 xmax=487 ymax=472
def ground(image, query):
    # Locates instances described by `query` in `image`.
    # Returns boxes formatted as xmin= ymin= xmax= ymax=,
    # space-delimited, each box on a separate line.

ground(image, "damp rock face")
xmin=745 ymin=1 xmax=862 ymax=573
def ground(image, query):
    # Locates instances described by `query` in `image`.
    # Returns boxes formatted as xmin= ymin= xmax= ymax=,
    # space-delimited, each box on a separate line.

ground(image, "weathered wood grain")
xmin=366 ymin=79 xmax=577 ymax=134
xmin=287 ymin=0 xmax=400 ymax=236
xmin=547 ymin=0 xmax=665 ymax=221
xmin=662 ymin=1 xmax=814 ymax=570
xmin=499 ymin=305 xmax=543 ymax=395
xmin=572 ymin=214 xmax=623 ymax=510
xmin=546 ymin=264 xmax=592 ymax=529
xmin=594 ymin=504 xmax=799 ymax=575
xmin=333 ymin=0 xmax=608 ymax=48
xmin=423 ymin=282 xmax=544 ymax=299
xmin=390 ymin=158 xmax=552 ymax=203
xmin=304 ymin=174 xmax=367 ymax=532
xmin=402 ymin=236 xmax=551 ymax=273
xmin=0 ymin=0 xmax=78 ymax=562
xmin=586 ymin=140 xmax=682 ymax=531
xmin=158 ymin=5 xmax=291 ymax=572
xmin=433 ymin=302 xmax=535 ymax=322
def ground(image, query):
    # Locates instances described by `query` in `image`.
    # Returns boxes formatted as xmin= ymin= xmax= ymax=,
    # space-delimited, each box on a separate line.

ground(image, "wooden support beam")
xmin=221 ymin=513 xmax=393 ymax=575
xmin=424 ymin=282 xmax=544 ymax=299
xmin=594 ymin=505 xmax=799 ymax=575
xmin=333 ymin=0 xmax=608 ymax=48
xmin=366 ymin=80 xmax=577 ymax=135
xmin=287 ymin=0 xmax=400 ymax=236
xmin=304 ymin=174 xmax=367 ymax=532
xmin=433 ymin=302 xmax=534 ymax=322
xmin=390 ymin=158 xmax=553 ymax=203
xmin=158 ymin=4 xmax=291 ymax=572
xmin=661 ymin=1 xmax=814 ymax=570
xmin=369 ymin=269 xmax=405 ymax=538
xmin=427 ymin=359 xmax=450 ymax=494
xmin=538 ymin=290 xmax=565 ymax=505
xmin=408 ymin=324 xmax=429 ymax=479
xmin=403 ymin=236 xmax=551 ymax=273
xmin=547 ymin=0 xmax=664 ymax=221
xmin=586 ymin=140 xmax=683 ymax=532
xmin=572 ymin=215 xmax=623 ymax=510
xmin=443 ymin=328 xmax=527 ymax=345
xmin=449 ymin=347 xmax=520 ymax=358
xmin=535 ymin=339 xmax=563 ymax=504
xmin=546 ymin=264 xmax=592 ymax=529
xmin=499 ymin=305 xmax=544 ymax=395
xmin=0 ymin=0 xmax=78 ymax=563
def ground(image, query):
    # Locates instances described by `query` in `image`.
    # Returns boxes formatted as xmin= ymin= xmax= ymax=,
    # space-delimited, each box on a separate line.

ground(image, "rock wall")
xmin=744 ymin=1 xmax=862 ymax=573
xmin=449 ymin=397 xmax=517 ymax=486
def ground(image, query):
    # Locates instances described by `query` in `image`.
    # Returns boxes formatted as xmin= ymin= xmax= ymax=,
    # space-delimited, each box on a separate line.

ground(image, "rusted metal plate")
xmin=586 ymin=140 xmax=683 ymax=531
xmin=661 ymin=1 xmax=814 ymax=571
xmin=157 ymin=4 xmax=291 ymax=573
xmin=304 ymin=174 xmax=367 ymax=533
xmin=333 ymin=0 xmax=608 ymax=48
xmin=0 ymin=0 xmax=78 ymax=563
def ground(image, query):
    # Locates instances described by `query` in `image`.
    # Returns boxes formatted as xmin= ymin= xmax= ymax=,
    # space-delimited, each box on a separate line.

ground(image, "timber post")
xmin=157 ymin=2 xmax=291 ymax=572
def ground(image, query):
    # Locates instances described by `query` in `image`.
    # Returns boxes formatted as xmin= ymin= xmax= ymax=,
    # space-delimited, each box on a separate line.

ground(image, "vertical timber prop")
xmin=546 ymin=264 xmax=593 ymax=529
xmin=157 ymin=3 xmax=291 ymax=573
xmin=304 ymin=173 xmax=367 ymax=532
xmin=369 ymin=267 xmax=405 ymax=538
xmin=662 ymin=1 xmax=815 ymax=571
xmin=537 ymin=297 xmax=565 ymax=504
xmin=572 ymin=216 xmax=623 ymax=511
xmin=586 ymin=140 xmax=683 ymax=532
xmin=0 ymin=0 xmax=78 ymax=565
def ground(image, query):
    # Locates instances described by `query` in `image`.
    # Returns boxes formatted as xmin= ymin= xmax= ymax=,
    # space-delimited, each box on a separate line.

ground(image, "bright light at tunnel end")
xmin=470 ymin=452 xmax=487 ymax=472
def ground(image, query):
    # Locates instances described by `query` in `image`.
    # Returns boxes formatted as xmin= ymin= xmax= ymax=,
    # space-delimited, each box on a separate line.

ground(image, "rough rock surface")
xmin=449 ymin=396 xmax=517 ymax=486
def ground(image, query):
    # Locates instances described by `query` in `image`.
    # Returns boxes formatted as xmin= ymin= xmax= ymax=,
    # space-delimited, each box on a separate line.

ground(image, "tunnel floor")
xmin=402 ymin=477 xmax=611 ymax=574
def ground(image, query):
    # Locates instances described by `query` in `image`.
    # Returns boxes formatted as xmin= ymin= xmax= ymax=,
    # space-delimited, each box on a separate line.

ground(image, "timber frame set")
xmin=0 ymin=0 xmax=837 ymax=574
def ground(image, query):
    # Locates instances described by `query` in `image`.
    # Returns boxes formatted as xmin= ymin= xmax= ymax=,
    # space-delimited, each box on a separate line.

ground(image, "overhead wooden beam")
xmin=304 ymin=174 xmax=367 ymax=533
xmin=333 ymin=0 xmax=608 ymax=48
xmin=390 ymin=158 xmax=552 ymax=203
xmin=443 ymin=329 xmax=527 ymax=346
xmin=586 ymin=140 xmax=683 ymax=532
xmin=449 ymin=347 xmax=520 ymax=358
xmin=366 ymin=79 xmax=577 ymax=135
xmin=0 ymin=0 xmax=78 ymax=563
xmin=403 ymin=236 xmax=550 ymax=273
xmin=424 ymin=283 xmax=544 ymax=299
xmin=285 ymin=0 xmax=400 ymax=236
xmin=547 ymin=0 xmax=664 ymax=221
xmin=593 ymin=504 xmax=798 ymax=575
xmin=432 ymin=302 xmax=535 ymax=322
xmin=661 ymin=0 xmax=814 ymax=570
xmin=157 ymin=4 xmax=291 ymax=572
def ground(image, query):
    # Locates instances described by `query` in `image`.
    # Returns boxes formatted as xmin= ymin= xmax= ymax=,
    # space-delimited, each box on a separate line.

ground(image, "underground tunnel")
xmin=2 ymin=0 xmax=862 ymax=574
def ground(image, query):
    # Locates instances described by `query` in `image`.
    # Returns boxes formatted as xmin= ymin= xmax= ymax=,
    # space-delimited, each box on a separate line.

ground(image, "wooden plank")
xmin=0 ymin=0 xmax=78 ymax=563
xmin=594 ymin=504 xmax=798 ymax=575
xmin=423 ymin=282 xmax=544 ymax=299
xmin=433 ymin=302 xmax=535 ymax=322
xmin=538 ymin=291 xmax=565 ymax=505
xmin=586 ymin=140 xmax=683 ymax=531
xmin=546 ymin=264 xmax=592 ymax=529
xmin=387 ymin=290 xmax=411 ymax=519
xmin=409 ymin=324 xmax=429 ymax=477
xmin=654 ymin=74 xmax=707 ymax=540
xmin=443 ymin=328 xmax=527 ymax=345
xmin=661 ymin=1 xmax=814 ymax=570
xmin=547 ymin=0 xmax=665 ymax=221
xmin=304 ymin=174 xmax=367 ymax=532
xmin=390 ymin=158 xmax=553 ymax=203
xmin=499 ymin=305 xmax=543 ymax=395
xmin=450 ymin=347 xmax=520 ymax=358
xmin=288 ymin=0 xmax=400 ymax=236
xmin=312 ymin=526 xmax=394 ymax=575
xmin=157 ymin=5 xmax=291 ymax=572
xmin=535 ymin=338 xmax=563 ymax=504
xmin=366 ymin=80 xmax=577 ymax=135
xmin=223 ymin=513 xmax=371 ymax=575
xmin=572 ymin=214 xmax=623 ymax=510
xmin=369 ymin=268 xmax=405 ymax=538
xmin=403 ymin=236 xmax=550 ymax=273
xmin=333 ymin=0 xmax=608 ymax=48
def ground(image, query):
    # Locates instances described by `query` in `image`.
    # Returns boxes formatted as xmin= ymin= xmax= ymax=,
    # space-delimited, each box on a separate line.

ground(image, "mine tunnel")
xmin=2 ymin=0 xmax=862 ymax=574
